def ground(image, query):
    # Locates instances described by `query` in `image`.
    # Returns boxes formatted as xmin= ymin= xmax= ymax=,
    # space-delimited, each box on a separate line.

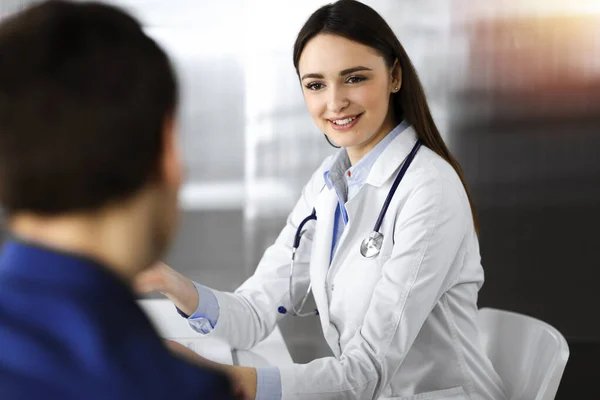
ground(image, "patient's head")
xmin=0 ymin=1 xmax=184 ymax=273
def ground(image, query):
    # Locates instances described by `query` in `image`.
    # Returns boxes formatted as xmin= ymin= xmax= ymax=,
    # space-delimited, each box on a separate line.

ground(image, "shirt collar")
xmin=323 ymin=150 xmax=351 ymax=190
xmin=0 ymin=237 xmax=132 ymax=296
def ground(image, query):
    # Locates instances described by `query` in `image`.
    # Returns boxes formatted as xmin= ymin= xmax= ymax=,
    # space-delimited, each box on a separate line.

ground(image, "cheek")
xmin=304 ymin=94 xmax=325 ymax=121
xmin=353 ymin=84 xmax=389 ymax=113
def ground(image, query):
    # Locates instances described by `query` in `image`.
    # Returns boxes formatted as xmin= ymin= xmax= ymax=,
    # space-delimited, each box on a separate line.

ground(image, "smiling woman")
xmin=292 ymin=1 xmax=478 ymax=233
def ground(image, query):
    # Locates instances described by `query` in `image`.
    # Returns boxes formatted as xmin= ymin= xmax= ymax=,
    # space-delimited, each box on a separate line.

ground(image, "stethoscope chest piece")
xmin=360 ymin=231 xmax=384 ymax=258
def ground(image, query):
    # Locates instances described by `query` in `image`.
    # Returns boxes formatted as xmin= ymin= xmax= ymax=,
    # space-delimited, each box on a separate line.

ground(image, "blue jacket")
xmin=0 ymin=239 xmax=234 ymax=400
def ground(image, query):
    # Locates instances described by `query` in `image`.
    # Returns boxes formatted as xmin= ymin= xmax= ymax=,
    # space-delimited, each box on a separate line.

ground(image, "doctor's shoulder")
xmin=405 ymin=145 xmax=474 ymax=219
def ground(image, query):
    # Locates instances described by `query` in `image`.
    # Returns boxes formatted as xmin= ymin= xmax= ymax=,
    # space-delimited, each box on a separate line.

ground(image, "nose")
xmin=327 ymin=85 xmax=349 ymax=114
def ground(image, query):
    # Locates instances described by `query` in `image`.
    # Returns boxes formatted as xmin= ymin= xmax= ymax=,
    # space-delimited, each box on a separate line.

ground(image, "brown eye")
xmin=306 ymin=82 xmax=324 ymax=91
xmin=346 ymin=76 xmax=366 ymax=84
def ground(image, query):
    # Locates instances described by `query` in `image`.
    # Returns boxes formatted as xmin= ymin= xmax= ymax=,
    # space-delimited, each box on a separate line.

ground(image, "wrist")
xmin=229 ymin=366 xmax=257 ymax=400
xmin=160 ymin=267 xmax=198 ymax=316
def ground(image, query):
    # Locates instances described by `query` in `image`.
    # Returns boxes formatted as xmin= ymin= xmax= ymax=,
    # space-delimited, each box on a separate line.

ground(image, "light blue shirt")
xmin=182 ymin=121 xmax=409 ymax=400
xmin=324 ymin=120 xmax=409 ymax=260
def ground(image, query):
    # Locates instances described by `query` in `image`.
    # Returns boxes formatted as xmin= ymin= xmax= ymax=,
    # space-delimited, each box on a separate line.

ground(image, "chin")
xmin=326 ymin=131 xmax=364 ymax=148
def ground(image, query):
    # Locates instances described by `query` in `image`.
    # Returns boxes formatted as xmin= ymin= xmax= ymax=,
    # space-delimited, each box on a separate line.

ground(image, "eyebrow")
xmin=301 ymin=66 xmax=372 ymax=81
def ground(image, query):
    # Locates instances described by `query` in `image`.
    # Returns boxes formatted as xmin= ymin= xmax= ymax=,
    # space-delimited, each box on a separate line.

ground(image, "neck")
xmin=7 ymin=199 xmax=156 ymax=283
xmin=346 ymin=113 xmax=397 ymax=166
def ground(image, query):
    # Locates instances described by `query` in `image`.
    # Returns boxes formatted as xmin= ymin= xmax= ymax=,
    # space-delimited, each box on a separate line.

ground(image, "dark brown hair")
xmin=293 ymin=0 xmax=478 ymax=232
xmin=0 ymin=1 xmax=177 ymax=215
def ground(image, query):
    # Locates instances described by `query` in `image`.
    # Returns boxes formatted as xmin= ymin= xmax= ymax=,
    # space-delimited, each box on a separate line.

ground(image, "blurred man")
xmin=0 ymin=1 xmax=235 ymax=398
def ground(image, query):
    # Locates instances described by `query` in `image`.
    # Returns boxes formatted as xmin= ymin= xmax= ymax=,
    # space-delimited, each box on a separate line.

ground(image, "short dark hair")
xmin=0 ymin=0 xmax=178 ymax=215
xmin=294 ymin=0 xmax=478 ymax=232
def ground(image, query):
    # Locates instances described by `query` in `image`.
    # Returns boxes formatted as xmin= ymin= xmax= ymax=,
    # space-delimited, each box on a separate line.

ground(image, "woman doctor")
xmin=136 ymin=1 xmax=506 ymax=399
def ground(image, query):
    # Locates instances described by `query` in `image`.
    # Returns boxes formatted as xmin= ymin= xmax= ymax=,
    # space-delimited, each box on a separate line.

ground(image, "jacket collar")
xmin=365 ymin=125 xmax=420 ymax=187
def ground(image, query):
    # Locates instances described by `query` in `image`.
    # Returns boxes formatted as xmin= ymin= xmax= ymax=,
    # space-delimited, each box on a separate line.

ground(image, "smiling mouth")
xmin=331 ymin=116 xmax=357 ymax=125
xmin=328 ymin=113 xmax=363 ymax=130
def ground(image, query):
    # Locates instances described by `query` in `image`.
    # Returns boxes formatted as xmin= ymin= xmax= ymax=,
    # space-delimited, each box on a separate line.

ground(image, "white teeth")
xmin=332 ymin=117 xmax=356 ymax=125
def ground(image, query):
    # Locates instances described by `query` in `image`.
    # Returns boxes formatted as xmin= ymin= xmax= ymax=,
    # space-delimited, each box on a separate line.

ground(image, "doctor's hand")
xmin=165 ymin=340 xmax=257 ymax=400
xmin=133 ymin=261 xmax=199 ymax=317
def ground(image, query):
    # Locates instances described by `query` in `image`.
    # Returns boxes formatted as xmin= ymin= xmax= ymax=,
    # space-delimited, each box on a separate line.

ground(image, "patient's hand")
xmin=164 ymin=340 xmax=220 ymax=369
xmin=134 ymin=261 xmax=199 ymax=316
xmin=165 ymin=340 xmax=256 ymax=400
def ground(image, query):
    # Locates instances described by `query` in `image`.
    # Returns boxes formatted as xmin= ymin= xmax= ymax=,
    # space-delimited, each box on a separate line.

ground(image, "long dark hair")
xmin=293 ymin=0 xmax=478 ymax=233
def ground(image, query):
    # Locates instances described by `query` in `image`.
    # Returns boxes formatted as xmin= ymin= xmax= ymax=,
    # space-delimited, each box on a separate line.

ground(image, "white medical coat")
xmin=203 ymin=127 xmax=506 ymax=400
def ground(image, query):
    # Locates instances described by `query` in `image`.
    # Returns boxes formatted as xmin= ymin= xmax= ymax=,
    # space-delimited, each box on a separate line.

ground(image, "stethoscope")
xmin=278 ymin=139 xmax=422 ymax=317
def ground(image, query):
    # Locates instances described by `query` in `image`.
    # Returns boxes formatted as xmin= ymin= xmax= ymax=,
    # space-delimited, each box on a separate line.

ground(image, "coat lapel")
xmin=310 ymin=185 xmax=338 ymax=333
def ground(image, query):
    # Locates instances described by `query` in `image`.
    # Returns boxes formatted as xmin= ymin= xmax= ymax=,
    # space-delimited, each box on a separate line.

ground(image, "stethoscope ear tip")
xmin=277 ymin=305 xmax=318 ymax=317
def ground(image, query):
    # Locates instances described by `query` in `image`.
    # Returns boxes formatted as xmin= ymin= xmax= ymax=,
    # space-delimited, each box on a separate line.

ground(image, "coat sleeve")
xmin=199 ymin=157 xmax=332 ymax=350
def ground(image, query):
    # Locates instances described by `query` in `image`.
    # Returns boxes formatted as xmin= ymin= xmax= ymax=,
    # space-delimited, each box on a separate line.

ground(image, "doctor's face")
xmin=298 ymin=34 xmax=400 ymax=161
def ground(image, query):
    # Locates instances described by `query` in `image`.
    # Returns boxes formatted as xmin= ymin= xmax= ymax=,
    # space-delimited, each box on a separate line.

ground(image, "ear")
xmin=390 ymin=59 xmax=402 ymax=93
xmin=160 ymin=114 xmax=184 ymax=189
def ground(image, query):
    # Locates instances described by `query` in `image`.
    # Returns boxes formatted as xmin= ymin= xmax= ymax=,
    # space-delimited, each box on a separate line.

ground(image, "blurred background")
xmin=1 ymin=0 xmax=598 ymax=397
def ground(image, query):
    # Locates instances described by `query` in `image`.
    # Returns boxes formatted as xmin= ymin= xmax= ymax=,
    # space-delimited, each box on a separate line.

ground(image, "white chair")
xmin=477 ymin=308 xmax=569 ymax=400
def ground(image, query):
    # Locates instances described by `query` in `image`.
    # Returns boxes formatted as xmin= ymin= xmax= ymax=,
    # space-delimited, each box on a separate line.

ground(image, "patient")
xmin=0 ymin=1 xmax=236 ymax=398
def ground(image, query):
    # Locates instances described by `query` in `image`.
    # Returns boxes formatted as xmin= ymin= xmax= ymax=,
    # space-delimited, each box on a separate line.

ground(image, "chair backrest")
xmin=477 ymin=308 xmax=569 ymax=400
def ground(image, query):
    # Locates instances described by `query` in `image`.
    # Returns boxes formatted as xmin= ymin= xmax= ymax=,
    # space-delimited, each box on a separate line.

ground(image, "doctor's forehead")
xmin=298 ymin=34 xmax=387 ymax=77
